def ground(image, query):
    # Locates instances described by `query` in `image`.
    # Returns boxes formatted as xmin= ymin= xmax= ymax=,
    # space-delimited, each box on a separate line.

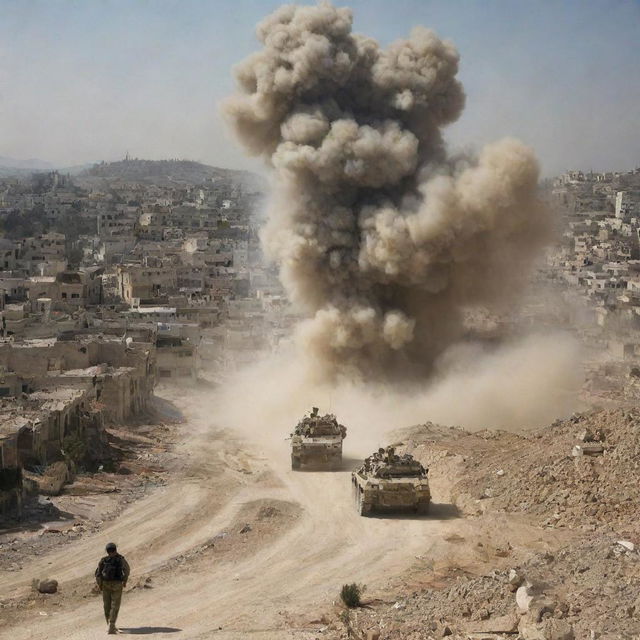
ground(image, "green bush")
xmin=62 ymin=434 xmax=86 ymax=466
xmin=340 ymin=583 xmax=365 ymax=608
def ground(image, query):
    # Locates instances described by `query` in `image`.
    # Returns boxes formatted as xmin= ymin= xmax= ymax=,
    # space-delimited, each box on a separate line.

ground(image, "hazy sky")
xmin=1 ymin=0 xmax=638 ymax=176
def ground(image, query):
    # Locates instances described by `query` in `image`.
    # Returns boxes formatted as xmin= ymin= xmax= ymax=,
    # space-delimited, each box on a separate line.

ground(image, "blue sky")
xmin=0 ymin=0 xmax=638 ymax=175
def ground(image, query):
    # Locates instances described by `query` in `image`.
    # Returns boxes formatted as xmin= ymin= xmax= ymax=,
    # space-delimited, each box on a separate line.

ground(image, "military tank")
xmin=290 ymin=407 xmax=347 ymax=470
xmin=352 ymin=446 xmax=430 ymax=516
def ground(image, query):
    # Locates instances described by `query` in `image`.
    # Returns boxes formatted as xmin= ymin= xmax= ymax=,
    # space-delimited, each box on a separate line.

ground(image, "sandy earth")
xmin=0 ymin=386 xmax=563 ymax=640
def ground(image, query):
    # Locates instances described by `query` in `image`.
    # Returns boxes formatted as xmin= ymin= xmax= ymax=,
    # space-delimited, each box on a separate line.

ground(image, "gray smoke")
xmin=225 ymin=2 xmax=549 ymax=381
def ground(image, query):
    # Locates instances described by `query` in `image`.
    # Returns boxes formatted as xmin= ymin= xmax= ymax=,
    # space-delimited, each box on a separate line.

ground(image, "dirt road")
xmin=0 ymin=386 xmax=560 ymax=639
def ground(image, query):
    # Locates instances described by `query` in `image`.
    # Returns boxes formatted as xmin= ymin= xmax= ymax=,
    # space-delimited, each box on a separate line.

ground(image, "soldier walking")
xmin=95 ymin=542 xmax=130 ymax=634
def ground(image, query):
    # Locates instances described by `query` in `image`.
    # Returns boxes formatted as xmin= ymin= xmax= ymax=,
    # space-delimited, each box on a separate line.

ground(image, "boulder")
xmin=529 ymin=597 xmax=558 ymax=623
xmin=572 ymin=443 xmax=604 ymax=457
xmin=464 ymin=613 xmax=519 ymax=634
xmin=519 ymin=618 xmax=574 ymax=640
xmin=509 ymin=568 xmax=524 ymax=587
xmin=616 ymin=540 xmax=635 ymax=552
xmin=516 ymin=583 xmax=535 ymax=613
xmin=36 ymin=579 xmax=58 ymax=594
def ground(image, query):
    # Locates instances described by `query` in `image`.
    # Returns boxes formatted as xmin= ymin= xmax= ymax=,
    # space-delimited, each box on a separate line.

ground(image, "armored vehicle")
xmin=352 ymin=446 xmax=430 ymax=516
xmin=291 ymin=407 xmax=347 ymax=470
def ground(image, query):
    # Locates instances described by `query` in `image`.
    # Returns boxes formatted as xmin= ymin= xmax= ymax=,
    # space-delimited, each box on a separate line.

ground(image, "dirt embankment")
xmin=334 ymin=409 xmax=640 ymax=640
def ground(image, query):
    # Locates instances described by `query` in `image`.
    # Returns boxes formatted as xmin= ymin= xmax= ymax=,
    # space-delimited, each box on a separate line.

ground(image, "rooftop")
xmin=29 ymin=387 xmax=87 ymax=412
xmin=0 ymin=413 xmax=35 ymax=439
xmin=127 ymin=307 xmax=176 ymax=314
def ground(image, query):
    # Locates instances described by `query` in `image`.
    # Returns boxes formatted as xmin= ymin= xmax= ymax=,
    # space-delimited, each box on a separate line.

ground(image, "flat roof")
xmin=53 ymin=365 xmax=105 ymax=377
xmin=29 ymin=387 xmax=87 ymax=411
xmin=11 ymin=338 xmax=57 ymax=348
xmin=127 ymin=307 xmax=176 ymax=314
xmin=0 ymin=408 xmax=45 ymax=438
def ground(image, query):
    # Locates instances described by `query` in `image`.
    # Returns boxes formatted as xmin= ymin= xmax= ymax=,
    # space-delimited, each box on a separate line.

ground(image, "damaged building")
xmin=0 ymin=333 xmax=156 ymax=514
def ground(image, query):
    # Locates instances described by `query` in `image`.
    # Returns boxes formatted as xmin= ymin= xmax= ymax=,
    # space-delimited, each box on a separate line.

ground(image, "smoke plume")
xmin=225 ymin=2 xmax=549 ymax=380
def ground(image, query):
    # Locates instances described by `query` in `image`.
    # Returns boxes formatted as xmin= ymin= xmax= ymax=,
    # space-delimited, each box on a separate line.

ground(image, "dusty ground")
xmin=0 ymin=382 xmax=574 ymax=640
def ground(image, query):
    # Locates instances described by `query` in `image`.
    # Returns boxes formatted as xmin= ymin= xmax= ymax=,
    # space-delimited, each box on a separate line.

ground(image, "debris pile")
xmin=347 ymin=534 xmax=640 ymax=639
xmin=451 ymin=408 xmax=640 ymax=528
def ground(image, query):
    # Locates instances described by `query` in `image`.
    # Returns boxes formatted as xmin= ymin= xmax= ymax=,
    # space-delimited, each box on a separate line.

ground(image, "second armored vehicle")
xmin=291 ymin=407 xmax=347 ymax=470
xmin=352 ymin=446 xmax=430 ymax=516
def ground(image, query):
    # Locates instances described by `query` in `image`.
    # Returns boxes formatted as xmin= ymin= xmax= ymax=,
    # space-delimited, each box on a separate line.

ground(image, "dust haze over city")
xmin=1 ymin=2 xmax=639 ymax=639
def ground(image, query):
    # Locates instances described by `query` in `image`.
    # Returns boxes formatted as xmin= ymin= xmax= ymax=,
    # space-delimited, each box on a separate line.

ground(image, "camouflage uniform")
xmin=95 ymin=553 xmax=130 ymax=633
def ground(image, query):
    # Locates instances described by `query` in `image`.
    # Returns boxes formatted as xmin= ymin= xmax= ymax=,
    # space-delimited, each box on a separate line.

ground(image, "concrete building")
xmin=26 ymin=268 xmax=103 ymax=309
xmin=0 ymin=238 xmax=19 ymax=271
xmin=156 ymin=334 xmax=197 ymax=380
xmin=0 ymin=421 xmax=24 ymax=515
xmin=21 ymin=232 xmax=67 ymax=276
xmin=615 ymin=191 xmax=639 ymax=220
xmin=117 ymin=265 xmax=178 ymax=303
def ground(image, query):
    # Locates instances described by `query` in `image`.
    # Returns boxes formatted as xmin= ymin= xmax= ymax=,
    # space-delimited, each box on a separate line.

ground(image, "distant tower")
xmin=125 ymin=151 xmax=130 ymax=162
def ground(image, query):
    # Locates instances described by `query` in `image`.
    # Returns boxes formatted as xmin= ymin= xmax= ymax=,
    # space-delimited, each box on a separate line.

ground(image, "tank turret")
xmin=290 ymin=408 xmax=347 ymax=470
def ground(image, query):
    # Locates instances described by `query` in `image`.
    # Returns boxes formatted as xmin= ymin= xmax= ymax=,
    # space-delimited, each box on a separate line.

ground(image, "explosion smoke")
xmin=225 ymin=2 xmax=549 ymax=380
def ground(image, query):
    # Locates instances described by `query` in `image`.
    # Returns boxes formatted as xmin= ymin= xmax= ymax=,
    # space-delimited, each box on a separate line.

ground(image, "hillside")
xmin=81 ymin=158 xmax=260 ymax=187
xmin=327 ymin=409 xmax=640 ymax=639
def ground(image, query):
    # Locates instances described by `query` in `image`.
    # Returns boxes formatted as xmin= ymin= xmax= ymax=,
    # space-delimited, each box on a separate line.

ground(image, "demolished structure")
xmin=0 ymin=333 xmax=155 ymax=513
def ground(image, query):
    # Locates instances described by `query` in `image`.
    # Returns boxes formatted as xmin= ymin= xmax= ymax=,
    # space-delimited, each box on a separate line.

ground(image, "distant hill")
xmin=58 ymin=163 xmax=95 ymax=176
xmin=0 ymin=157 xmax=93 ymax=178
xmin=0 ymin=156 xmax=56 ymax=177
xmin=80 ymin=158 xmax=261 ymax=187
xmin=0 ymin=156 xmax=54 ymax=171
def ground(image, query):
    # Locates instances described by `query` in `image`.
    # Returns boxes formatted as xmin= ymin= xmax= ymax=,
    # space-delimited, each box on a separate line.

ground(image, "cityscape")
xmin=1 ymin=1 xmax=639 ymax=639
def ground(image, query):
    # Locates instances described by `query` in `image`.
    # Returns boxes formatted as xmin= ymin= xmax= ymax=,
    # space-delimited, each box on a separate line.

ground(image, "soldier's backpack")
xmin=101 ymin=555 xmax=124 ymax=581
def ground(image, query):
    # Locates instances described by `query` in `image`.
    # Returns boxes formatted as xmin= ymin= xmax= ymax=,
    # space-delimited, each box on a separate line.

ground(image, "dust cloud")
xmin=224 ymin=1 xmax=551 ymax=381
xmin=221 ymin=2 xmax=581 ymax=438
xmin=211 ymin=332 xmax=583 ymax=457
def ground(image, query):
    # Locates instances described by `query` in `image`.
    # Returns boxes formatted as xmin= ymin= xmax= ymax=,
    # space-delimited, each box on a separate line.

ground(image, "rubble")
xmin=518 ymin=618 xmax=574 ymax=640
xmin=446 ymin=408 xmax=640 ymax=528
xmin=615 ymin=540 xmax=634 ymax=552
xmin=571 ymin=443 xmax=604 ymax=457
xmin=516 ymin=582 xmax=535 ymax=613
xmin=508 ymin=569 xmax=524 ymax=589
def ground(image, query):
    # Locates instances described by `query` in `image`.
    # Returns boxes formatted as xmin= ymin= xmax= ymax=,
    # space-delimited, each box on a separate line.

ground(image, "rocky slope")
xmin=330 ymin=409 xmax=640 ymax=640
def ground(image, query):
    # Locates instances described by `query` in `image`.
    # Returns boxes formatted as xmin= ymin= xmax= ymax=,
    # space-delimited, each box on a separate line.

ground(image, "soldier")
xmin=95 ymin=542 xmax=130 ymax=634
